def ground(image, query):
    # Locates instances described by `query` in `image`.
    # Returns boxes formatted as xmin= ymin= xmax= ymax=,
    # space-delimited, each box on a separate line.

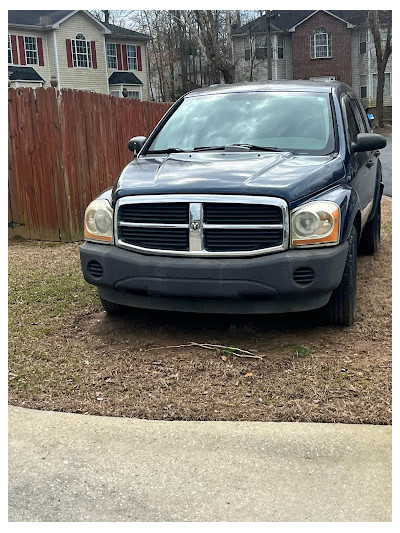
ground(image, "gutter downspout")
xmin=103 ymin=34 xmax=109 ymax=94
xmin=146 ymin=42 xmax=151 ymax=100
xmin=53 ymin=29 xmax=61 ymax=88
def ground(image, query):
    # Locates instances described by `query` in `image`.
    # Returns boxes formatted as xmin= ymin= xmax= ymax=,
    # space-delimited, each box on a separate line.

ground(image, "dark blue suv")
xmin=80 ymin=81 xmax=386 ymax=326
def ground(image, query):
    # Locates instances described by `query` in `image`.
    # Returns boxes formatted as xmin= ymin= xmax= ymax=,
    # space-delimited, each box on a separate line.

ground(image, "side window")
xmin=343 ymin=97 xmax=360 ymax=145
xmin=349 ymin=98 xmax=368 ymax=133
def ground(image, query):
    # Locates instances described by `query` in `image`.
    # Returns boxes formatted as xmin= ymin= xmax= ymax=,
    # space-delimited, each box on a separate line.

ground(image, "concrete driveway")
xmin=380 ymin=133 xmax=392 ymax=197
xmin=8 ymin=406 xmax=391 ymax=522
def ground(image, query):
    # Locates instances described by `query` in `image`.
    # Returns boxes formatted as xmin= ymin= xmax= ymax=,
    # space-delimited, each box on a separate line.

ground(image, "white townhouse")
xmin=8 ymin=10 xmax=151 ymax=100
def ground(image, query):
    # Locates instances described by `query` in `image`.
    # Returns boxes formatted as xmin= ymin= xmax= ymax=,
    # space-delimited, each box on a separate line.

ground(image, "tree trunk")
xmin=183 ymin=10 xmax=234 ymax=85
xmin=368 ymin=11 xmax=392 ymax=127
xmin=375 ymin=70 xmax=385 ymax=128
xmin=266 ymin=11 xmax=272 ymax=80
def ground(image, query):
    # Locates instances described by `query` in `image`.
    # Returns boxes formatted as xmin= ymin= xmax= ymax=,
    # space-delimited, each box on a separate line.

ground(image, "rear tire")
xmin=358 ymin=200 xmax=381 ymax=255
xmin=99 ymin=296 xmax=128 ymax=316
xmin=325 ymin=227 xmax=357 ymax=326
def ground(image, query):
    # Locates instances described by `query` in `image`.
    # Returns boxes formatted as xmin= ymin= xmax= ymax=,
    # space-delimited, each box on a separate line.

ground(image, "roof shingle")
xmin=8 ymin=10 xmax=73 ymax=26
xmin=103 ymin=22 xmax=151 ymax=41
xmin=8 ymin=10 xmax=151 ymax=40
xmin=232 ymin=10 xmax=390 ymax=35
xmin=108 ymin=72 xmax=143 ymax=85
xmin=8 ymin=66 xmax=44 ymax=82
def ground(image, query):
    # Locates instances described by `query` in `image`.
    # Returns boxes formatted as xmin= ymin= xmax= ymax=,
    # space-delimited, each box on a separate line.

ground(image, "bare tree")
xmin=183 ymin=10 xmax=235 ymax=84
xmin=368 ymin=10 xmax=392 ymax=127
xmin=89 ymin=10 xmax=258 ymax=101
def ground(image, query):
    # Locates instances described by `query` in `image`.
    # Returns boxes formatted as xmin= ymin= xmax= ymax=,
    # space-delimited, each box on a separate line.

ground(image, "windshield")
xmin=147 ymin=91 xmax=336 ymax=155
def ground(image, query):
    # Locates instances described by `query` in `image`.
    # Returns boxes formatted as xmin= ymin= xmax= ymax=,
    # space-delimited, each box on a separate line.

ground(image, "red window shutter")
xmin=90 ymin=41 xmax=97 ymax=69
xmin=122 ymin=44 xmax=128 ymax=70
xmin=116 ymin=44 xmax=122 ymax=70
xmin=137 ymin=45 xmax=142 ymax=71
xmin=11 ymin=35 xmax=19 ymax=64
xmin=37 ymin=37 xmax=44 ymax=66
xmin=66 ymin=39 xmax=73 ymax=67
xmin=18 ymin=36 xmax=26 ymax=65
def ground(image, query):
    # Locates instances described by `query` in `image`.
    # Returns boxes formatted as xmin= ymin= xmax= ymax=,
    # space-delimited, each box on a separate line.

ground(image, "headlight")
xmin=290 ymin=201 xmax=340 ymax=247
xmin=84 ymin=199 xmax=113 ymax=243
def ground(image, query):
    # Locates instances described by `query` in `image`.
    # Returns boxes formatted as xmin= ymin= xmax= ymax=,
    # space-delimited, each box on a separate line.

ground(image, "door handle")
xmin=366 ymin=159 xmax=375 ymax=168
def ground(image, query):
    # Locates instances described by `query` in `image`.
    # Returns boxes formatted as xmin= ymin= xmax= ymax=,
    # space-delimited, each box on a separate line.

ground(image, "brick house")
xmin=8 ymin=10 xmax=151 ymax=100
xmin=232 ymin=10 xmax=392 ymax=113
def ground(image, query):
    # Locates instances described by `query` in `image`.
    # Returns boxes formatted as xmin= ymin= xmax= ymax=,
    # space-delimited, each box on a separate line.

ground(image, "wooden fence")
xmin=8 ymin=87 xmax=171 ymax=241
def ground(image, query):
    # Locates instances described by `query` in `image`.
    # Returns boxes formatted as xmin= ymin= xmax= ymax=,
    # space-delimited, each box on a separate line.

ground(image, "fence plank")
xmin=8 ymin=87 xmax=172 ymax=242
xmin=8 ymin=89 xmax=32 ymax=239
xmin=17 ymin=88 xmax=40 ymax=238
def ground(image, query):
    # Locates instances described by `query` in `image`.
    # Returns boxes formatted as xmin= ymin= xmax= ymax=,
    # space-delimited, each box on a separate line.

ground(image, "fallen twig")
xmin=143 ymin=341 xmax=265 ymax=360
xmin=190 ymin=342 xmax=264 ymax=359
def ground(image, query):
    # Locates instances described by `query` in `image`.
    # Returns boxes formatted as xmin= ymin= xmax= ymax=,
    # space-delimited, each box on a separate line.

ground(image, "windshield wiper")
xmin=146 ymin=147 xmax=186 ymax=154
xmin=193 ymin=145 xmax=225 ymax=151
xmin=193 ymin=144 xmax=283 ymax=152
xmin=232 ymin=144 xmax=286 ymax=152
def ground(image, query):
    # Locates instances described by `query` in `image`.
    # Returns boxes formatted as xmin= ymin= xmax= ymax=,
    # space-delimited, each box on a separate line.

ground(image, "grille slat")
xmin=87 ymin=260 xmax=104 ymax=278
xmin=293 ymin=267 xmax=315 ymax=285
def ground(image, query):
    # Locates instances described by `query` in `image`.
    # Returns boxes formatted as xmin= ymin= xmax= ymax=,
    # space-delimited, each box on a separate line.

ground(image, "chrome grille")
xmin=116 ymin=195 xmax=288 ymax=257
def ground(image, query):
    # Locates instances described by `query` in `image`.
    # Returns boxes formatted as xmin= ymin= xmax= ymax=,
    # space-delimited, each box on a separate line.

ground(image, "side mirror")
xmin=352 ymin=133 xmax=386 ymax=153
xmin=128 ymin=136 xmax=147 ymax=154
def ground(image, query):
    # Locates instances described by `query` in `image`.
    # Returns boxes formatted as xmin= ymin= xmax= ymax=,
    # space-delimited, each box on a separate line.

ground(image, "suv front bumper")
xmin=80 ymin=242 xmax=348 ymax=314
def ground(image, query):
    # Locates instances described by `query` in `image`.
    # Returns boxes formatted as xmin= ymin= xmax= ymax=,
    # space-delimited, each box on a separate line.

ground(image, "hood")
xmin=113 ymin=152 xmax=345 ymax=206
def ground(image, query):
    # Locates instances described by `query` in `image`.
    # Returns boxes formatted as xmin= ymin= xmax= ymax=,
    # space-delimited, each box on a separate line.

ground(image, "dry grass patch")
xmin=8 ymin=198 xmax=392 ymax=423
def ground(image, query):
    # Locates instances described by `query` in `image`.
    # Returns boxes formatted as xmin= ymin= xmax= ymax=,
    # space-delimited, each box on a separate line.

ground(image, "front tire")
xmin=325 ymin=227 xmax=357 ymax=326
xmin=359 ymin=200 xmax=381 ymax=255
xmin=99 ymin=295 xmax=128 ymax=316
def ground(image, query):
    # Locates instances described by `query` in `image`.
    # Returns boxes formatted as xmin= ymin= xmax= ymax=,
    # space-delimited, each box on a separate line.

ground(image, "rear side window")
xmin=343 ymin=97 xmax=360 ymax=145
xmin=350 ymin=98 xmax=370 ymax=133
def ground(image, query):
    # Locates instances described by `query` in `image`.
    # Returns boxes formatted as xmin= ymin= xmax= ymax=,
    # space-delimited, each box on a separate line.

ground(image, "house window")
xmin=127 ymin=45 xmax=137 ymax=70
xmin=276 ymin=35 xmax=284 ymax=59
xmin=243 ymin=38 xmax=251 ymax=61
xmin=372 ymin=72 xmax=391 ymax=97
xmin=72 ymin=34 xmax=92 ymax=68
xmin=360 ymin=75 xmax=367 ymax=99
xmin=25 ymin=36 xmax=38 ymax=65
xmin=127 ymin=90 xmax=140 ymax=99
xmin=255 ymin=36 xmax=267 ymax=60
xmin=8 ymin=35 xmax=12 ymax=64
xmin=359 ymin=29 xmax=367 ymax=54
xmin=310 ymin=28 xmax=332 ymax=59
xmin=380 ymin=27 xmax=388 ymax=51
xmin=107 ymin=43 xmax=117 ymax=69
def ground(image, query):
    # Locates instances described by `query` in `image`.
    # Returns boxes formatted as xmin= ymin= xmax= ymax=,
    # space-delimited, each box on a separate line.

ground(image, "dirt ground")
xmin=8 ymin=198 xmax=392 ymax=424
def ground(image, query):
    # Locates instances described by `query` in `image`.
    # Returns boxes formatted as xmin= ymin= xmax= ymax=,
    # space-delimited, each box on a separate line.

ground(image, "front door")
xmin=341 ymin=94 xmax=377 ymax=221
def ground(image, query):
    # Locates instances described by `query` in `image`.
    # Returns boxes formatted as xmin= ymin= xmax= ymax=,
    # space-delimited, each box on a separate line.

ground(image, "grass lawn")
xmin=8 ymin=198 xmax=392 ymax=424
